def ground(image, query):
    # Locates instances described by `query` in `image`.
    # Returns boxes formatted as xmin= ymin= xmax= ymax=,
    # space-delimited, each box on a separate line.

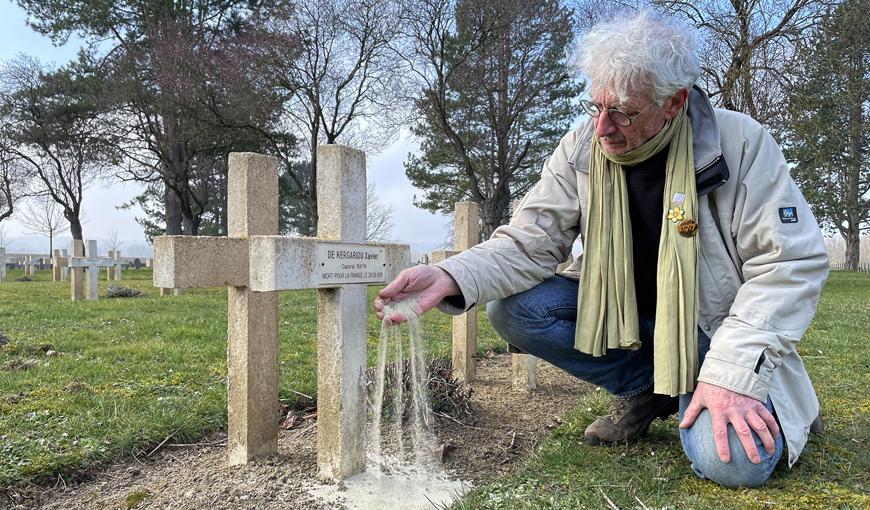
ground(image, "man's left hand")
xmin=679 ymin=381 xmax=780 ymax=464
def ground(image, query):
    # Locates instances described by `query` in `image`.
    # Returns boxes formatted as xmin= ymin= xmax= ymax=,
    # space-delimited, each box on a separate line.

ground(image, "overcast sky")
xmin=0 ymin=3 xmax=451 ymax=250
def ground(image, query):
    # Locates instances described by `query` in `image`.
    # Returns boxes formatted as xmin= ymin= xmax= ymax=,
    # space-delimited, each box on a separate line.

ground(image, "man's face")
xmin=590 ymin=88 xmax=684 ymax=156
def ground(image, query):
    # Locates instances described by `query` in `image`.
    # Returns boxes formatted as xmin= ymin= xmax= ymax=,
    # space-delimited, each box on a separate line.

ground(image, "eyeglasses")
xmin=580 ymin=99 xmax=655 ymax=127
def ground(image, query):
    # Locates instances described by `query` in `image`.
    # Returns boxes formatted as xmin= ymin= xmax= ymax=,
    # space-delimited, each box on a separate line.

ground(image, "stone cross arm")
xmin=153 ymin=235 xmax=408 ymax=290
xmin=52 ymin=250 xmax=69 ymax=267
xmin=153 ymin=236 xmax=249 ymax=288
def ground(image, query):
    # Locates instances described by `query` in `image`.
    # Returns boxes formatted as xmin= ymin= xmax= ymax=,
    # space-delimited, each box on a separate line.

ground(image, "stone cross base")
xmin=511 ymin=353 xmax=538 ymax=393
xmin=227 ymin=288 xmax=278 ymax=465
xmin=70 ymin=241 xmax=84 ymax=300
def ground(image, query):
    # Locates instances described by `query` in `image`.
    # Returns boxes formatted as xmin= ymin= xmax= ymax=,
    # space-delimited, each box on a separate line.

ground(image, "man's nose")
xmin=594 ymin=111 xmax=617 ymax=137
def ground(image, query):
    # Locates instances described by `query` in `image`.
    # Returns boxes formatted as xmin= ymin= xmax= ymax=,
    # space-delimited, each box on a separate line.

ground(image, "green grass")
xmin=0 ymin=269 xmax=867 ymax=509
xmin=0 ymin=268 xmax=504 ymax=489
xmin=452 ymin=271 xmax=870 ymax=509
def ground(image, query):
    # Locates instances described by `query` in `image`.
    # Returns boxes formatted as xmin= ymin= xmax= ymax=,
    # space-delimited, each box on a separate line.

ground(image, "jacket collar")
xmin=568 ymin=84 xmax=729 ymax=196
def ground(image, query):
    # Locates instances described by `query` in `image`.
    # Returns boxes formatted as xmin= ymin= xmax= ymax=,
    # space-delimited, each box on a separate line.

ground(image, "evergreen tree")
xmin=784 ymin=0 xmax=869 ymax=269
xmin=0 ymin=57 xmax=119 ymax=241
xmin=403 ymin=0 xmax=582 ymax=238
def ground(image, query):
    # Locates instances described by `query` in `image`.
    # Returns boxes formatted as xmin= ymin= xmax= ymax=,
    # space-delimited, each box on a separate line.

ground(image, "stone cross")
xmin=156 ymin=153 xmax=279 ymax=466
xmin=430 ymin=250 xmax=459 ymax=263
xmin=504 ymin=198 xmax=573 ymax=393
xmin=153 ymin=148 xmax=409 ymax=480
xmin=106 ymin=251 xmax=122 ymax=281
xmin=23 ymin=255 xmax=38 ymax=276
xmin=52 ymin=249 xmax=70 ymax=282
xmin=451 ymin=202 xmax=479 ymax=382
xmin=69 ymin=241 xmax=115 ymax=301
xmin=0 ymin=247 xmax=6 ymax=282
xmin=61 ymin=250 xmax=70 ymax=281
xmin=69 ymin=241 xmax=84 ymax=299
xmin=508 ymin=199 xmax=539 ymax=392
xmin=157 ymin=255 xmax=182 ymax=296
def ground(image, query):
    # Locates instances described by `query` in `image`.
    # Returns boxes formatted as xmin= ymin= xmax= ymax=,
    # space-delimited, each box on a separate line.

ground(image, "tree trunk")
xmin=845 ymin=58 xmax=863 ymax=271
xmin=480 ymin=202 xmax=495 ymax=241
xmin=844 ymin=226 xmax=860 ymax=271
xmin=481 ymin=192 xmax=511 ymax=240
xmin=219 ymin=167 xmax=228 ymax=236
xmin=181 ymin=202 xmax=198 ymax=236
xmin=69 ymin=218 xmax=83 ymax=241
xmin=308 ymin=129 xmax=319 ymax=236
xmin=164 ymin=183 xmax=183 ymax=235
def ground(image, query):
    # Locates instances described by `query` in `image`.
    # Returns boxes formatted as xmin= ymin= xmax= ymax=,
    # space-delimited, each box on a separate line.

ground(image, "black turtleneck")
xmin=622 ymin=145 xmax=669 ymax=317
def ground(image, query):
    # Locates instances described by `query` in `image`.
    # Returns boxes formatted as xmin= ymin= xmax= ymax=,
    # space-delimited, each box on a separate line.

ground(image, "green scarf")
xmin=575 ymin=103 xmax=699 ymax=396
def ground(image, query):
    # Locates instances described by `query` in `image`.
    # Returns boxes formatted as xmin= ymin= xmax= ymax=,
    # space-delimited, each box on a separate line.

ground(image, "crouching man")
xmin=375 ymin=10 xmax=828 ymax=488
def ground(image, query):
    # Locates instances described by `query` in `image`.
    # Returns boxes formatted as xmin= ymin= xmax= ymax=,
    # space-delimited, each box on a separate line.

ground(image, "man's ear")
xmin=662 ymin=89 xmax=689 ymax=119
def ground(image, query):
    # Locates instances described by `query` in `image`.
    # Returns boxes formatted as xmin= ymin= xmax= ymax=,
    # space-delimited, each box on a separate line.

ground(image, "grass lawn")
xmin=0 ymin=268 xmax=505 ymax=490
xmin=1 ymin=269 xmax=868 ymax=508
xmin=454 ymin=271 xmax=870 ymax=509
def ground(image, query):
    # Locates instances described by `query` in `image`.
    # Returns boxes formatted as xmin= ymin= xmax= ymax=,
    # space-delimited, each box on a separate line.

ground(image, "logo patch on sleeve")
xmin=779 ymin=207 xmax=798 ymax=223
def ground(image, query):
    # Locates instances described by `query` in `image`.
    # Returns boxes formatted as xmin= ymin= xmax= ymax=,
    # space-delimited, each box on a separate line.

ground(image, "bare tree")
xmin=16 ymin=197 xmax=70 ymax=254
xmin=106 ymin=229 xmax=122 ymax=252
xmin=655 ymin=0 xmax=830 ymax=127
xmin=260 ymin=0 xmax=409 ymax=234
xmin=0 ymin=223 xmax=7 ymax=248
xmin=365 ymin=183 xmax=395 ymax=242
xmin=16 ymin=1 xmax=290 ymax=238
xmin=107 ymin=17 xmax=287 ymax=237
xmin=567 ymin=0 xmax=647 ymax=31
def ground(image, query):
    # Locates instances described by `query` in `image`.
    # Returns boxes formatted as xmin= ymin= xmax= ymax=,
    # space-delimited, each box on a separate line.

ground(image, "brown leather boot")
xmin=584 ymin=389 xmax=679 ymax=445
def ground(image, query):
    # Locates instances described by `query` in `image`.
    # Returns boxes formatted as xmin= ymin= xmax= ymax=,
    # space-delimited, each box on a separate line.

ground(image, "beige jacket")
xmin=437 ymin=87 xmax=830 ymax=466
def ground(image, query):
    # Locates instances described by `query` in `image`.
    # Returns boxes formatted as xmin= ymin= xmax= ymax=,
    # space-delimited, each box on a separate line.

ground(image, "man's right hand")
xmin=374 ymin=265 xmax=461 ymax=323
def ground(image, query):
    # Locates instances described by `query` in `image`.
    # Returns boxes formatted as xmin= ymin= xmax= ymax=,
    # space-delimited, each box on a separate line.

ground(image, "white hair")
xmin=575 ymin=10 xmax=700 ymax=106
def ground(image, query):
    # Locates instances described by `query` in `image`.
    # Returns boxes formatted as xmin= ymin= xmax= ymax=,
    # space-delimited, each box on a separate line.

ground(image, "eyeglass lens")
xmin=581 ymin=100 xmax=632 ymax=127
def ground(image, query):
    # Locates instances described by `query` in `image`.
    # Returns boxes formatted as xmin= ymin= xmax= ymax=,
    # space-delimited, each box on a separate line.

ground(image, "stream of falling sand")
xmin=308 ymin=298 xmax=470 ymax=509
xmin=369 ymin=298 xmax=436 ymax=471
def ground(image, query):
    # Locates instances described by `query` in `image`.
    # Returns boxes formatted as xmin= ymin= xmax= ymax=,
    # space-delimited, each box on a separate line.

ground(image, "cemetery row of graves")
xmin=0 ymin=149 xmax=867 ymax=508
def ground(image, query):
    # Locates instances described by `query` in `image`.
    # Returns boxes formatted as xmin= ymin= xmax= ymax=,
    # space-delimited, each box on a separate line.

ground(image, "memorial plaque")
xmin=316 ymin=243 xmax=386 ymax=286
xmin=69 ymin=257 xmax=114 ymax=268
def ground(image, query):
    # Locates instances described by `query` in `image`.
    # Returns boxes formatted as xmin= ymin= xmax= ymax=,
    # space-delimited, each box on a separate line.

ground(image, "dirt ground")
xmin=8 ymin=353 xmax=592 ymax=510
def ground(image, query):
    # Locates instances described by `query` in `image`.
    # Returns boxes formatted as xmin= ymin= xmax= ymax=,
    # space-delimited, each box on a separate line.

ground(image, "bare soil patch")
xmin=11 ymin=353 xmax=591 ymax=510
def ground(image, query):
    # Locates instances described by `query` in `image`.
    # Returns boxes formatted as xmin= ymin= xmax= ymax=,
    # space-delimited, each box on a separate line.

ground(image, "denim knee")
xmin=486 ymin=298 xmax=513 ymax=341
xmin=486 ymin=298 xmax=508 ymax=333
xmin=487 ymin=297 xmax=534 ymax=351
xmin=679 ymin=405 xmax=784 ymax=488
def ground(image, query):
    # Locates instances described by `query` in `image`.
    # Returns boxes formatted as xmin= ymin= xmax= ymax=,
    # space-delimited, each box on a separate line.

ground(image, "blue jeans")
xmin=486 ymin=275 xmax=784 ymax=487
